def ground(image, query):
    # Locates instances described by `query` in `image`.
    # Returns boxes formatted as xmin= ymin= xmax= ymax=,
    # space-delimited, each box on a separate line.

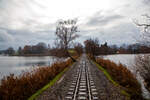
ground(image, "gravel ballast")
xmin=36 ymin=55 xmax=128 ymax=100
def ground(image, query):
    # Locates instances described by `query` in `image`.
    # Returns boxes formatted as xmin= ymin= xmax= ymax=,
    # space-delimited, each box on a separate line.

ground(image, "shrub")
xmin=0 ymin=58 xmax=73 ymax=100
xmin=135 ymin=55 xmax=150 ymax=92
xmin=95 ymin=57 xmax=142 ymax=99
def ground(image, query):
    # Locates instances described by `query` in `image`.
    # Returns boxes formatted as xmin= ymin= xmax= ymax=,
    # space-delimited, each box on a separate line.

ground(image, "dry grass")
xmin=96 ymin=57 xmax=143 ymax=99
xmin=0 ymin=58 xmax=74 ymax=100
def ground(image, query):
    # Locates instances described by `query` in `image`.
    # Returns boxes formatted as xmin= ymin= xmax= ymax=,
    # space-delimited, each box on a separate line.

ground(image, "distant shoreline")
xmin=1 ymin=52 xmax=150 ymax=57
xmin=9 ymin=54 xmax=52 ymax=57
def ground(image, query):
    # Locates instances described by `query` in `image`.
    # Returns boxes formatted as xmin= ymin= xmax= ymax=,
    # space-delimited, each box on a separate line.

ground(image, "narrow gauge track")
xmin=65 ymin=59 xmax=99 ymax=100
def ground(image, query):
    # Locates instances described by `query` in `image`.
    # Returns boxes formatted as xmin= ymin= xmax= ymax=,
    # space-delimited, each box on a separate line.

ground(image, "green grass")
xmin=121 ymin=90 xmax=130 ymax=97
xmin=28 ymin=67 xmax=68 ymax=100
xmin=93 ymin=61 xmax=131 ymax=99
xmin=93 ymin=61 xmax=118 ymax=86
xmin=68 ymin=49 xmax=76 ymax=54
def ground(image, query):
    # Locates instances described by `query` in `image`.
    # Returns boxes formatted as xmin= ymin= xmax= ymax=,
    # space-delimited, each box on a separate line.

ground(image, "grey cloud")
xmin=0 ymin=29 xmax=15 ymax=50
xmin=0 ymin=0 xmax=46 ymax=30
xmin=86 ymin=11 xmax=124 ymax=26
xmin=97 ymin=22 xmax=140 ymax=44
xmin=79 ymin=9 xmax=140 ymax=45
xmin=0 ymin=0 xmax=149 ymax=50
xmin=0 ymin=26 xmax=55 ymax=50
xmin=0 ymin=29 xmax=14 ymax=42
xmin=142 ymin=0 xmax=150 ymax=6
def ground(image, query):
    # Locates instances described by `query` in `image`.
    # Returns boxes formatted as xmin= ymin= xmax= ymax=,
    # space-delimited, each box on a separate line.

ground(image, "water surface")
xmin=0 ymin=56 xmax=64 ymax=79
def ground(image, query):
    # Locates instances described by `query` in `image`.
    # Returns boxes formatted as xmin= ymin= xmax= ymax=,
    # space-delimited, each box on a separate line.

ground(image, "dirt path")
xmin=36 ymin=54 xmax=128 ymax=100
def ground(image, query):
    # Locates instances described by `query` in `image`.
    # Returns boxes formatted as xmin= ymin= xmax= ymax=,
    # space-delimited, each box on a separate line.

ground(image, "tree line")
xmin=84 ymin=38 xmax=150 ymax=57
xmin=0 ymin=42 xmax=48 ymax=56
xmin=0 ymin=42 xmax=83 ymax=57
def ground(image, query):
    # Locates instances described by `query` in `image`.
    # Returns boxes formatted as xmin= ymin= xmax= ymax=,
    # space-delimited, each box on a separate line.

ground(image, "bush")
xmin=0 ymin=58 xmax=73 ymax=100
xmin=135 ymin=55 xmax=150 ymax=92
xmin=96 ymin=57 xmax=142 ymax=98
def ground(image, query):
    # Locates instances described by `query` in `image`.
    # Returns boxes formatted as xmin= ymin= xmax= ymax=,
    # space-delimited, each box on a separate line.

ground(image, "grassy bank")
xmin=28 ymin=67 xmax=69 ymax=100
xmin=0 ymin=57 xmax=75 ymax=100
xmin=94 ymin=57 xmax=144 ymax=100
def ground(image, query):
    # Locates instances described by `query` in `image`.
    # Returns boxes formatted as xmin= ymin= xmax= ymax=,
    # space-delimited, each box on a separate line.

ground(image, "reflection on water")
xmin=0 ymin=56 xmax=64 ymax=80
xmin=103 ymin=54 xmax=136 ymax=72
xmin=23 ymin=61 xmax=47 ymax=66
xmin=103 ymin=54 xmax=150 ymax=99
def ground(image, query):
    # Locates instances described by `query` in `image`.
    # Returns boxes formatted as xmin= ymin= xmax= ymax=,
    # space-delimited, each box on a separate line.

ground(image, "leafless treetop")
xmin=55 ymin=19 xmax=79 ymax=49
xmin=134 ymin=14 xmax=150 ymax=45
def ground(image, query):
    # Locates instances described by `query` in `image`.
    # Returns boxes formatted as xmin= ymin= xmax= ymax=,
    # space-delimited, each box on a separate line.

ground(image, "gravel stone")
xmin=36 ymin=55 xmax=128 ymax=100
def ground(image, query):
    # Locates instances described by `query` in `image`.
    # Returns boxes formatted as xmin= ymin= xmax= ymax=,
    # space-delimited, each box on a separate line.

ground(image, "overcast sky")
xmin=0 ymin=0 xmax=150 ymax=50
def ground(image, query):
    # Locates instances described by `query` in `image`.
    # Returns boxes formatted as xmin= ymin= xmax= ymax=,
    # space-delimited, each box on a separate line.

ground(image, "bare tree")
xmin=134 ymin=14 xmax=150 ymax=45
xmin=55 ymin=19 xmax=79 ymax=61
xmin=134 ymin=14 xmax=150 ymax=92
xmin=74 ymin=43 xmax=83 ymax=56
xmin=84 ymin=38 xmax=100 ymax=60
xmin=135 ymin=55 xmax=150 ymax=92
xmin=134 ymin=14 xmax=150 ymax=30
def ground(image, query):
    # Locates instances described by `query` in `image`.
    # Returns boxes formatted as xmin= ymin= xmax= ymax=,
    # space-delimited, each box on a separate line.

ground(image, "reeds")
xmin=0 ymin=58 xmax=73 ymax=100
xmin=96 ymin=57 xmax=142 ymax=98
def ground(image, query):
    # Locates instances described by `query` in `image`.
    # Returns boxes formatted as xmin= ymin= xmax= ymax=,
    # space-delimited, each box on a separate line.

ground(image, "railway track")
xmin=65 ymin=58 xmax=99 ymax=100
